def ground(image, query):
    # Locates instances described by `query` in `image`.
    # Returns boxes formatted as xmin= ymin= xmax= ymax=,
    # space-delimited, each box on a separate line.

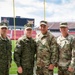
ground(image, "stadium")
xmin=0 ymin=16 xmax=75 ymax=75
xmin=1 ymin=17 xmax=75 ymax=39
xmin=0 ymin=0 xmax=75 ymax=75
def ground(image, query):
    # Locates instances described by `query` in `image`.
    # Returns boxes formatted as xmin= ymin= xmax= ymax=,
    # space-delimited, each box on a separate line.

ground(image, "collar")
xmin=61 ymin=34 xmax=69 ymax=39
xmin=0 ymin=35 xmax=8 ymax=41
xmin=24 ymin=35 xmax=32 ymax=41
xmin=40 ymin=32 xmax=49 ymax=39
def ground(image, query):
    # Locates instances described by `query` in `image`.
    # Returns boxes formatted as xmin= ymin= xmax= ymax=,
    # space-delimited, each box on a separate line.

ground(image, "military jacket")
xmin=57 ymin=34 xmax=75 ymax=68
xmin=0 ymin=36 xmax=12 ymax=66
xmin=36 ymin=32 xmax=58 ymax=67
xmin=14 ymin=35 xmax=36 ymax=68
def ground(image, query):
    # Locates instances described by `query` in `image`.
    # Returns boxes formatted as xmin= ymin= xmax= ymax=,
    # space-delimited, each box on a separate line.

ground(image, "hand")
xmin=8 ymin=62 xmax=11 ymax=68
xmin=18 ymin=66 xmax=23 ymax=74
xmin=9 ymin=64 xmax=11 ymax=68
xmin=68 ymin=67 xmax=74 ymax=72
xmin=48 ymin=64 xmax=54 ymax=70
xmin=54 ymin=64 xmax=58 ymax=67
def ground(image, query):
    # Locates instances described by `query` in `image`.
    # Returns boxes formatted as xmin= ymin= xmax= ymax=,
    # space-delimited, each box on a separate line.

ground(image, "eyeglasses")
xmin=26 ymin=29 xmax=32 ymax=31
xmin=1 ymin=28 xmax=7 ymax=30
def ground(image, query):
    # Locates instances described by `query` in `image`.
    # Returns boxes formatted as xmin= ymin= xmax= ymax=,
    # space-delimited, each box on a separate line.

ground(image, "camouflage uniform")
xmin=57 ymin=34 xmax=75 ymax=75
xmin=0 ymin=36 xmax=12 ymax=75
xmin=36 ymin=32 xmax=58 ymax=75
xmin=14 ymin=35 xmax=36 ymax=75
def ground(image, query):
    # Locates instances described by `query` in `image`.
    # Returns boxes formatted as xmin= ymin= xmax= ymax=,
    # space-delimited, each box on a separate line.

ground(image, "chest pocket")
xmin=23 ymin=39 xmax=36 ymax=52
xmin=64 ymin=40 xmax=71 ymax=49
xmin=0 ymin=42 xmax=6 ymax=59
xmin=60 ymin=39 xmax=72 ymax=59
xmin=23 ymin=40 xmax=31 ymax=50
xmin=59 ymin=38 xmax=71 ymax=49
xmin=0 ymin=42 xmax=5 ymax=51
xmin=6 ymin=42 xmax=12 ymax=52
xmin=37 ymin=38 xmax=50 ymax=53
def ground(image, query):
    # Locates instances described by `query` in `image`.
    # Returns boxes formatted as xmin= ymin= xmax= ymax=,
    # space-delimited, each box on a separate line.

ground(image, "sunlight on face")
xmin=40 ymin=25 xmax=48 ymax=34
xmin=0 ymin=27 xmax=8 ymax=35
xmin=60 ymin=27 xmax=68 ymax=35
xmin=25 ymin=28 xmax=32 ymax=38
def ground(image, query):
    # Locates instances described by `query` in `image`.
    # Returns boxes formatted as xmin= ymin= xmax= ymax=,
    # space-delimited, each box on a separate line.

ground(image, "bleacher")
xmin=7 ymin=30 xmax=36 ymax=40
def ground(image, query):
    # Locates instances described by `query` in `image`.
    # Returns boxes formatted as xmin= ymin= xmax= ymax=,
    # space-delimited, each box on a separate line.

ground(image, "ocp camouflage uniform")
xmin=36 ymin=32 xmax=58 ymax=75
xmin=0 ymin=36 xmax=12 ymax=75
xmin=14 ymin=35 xmax=36 ymax=75
xmin=57 ymin=34 xmax=75 ymax=75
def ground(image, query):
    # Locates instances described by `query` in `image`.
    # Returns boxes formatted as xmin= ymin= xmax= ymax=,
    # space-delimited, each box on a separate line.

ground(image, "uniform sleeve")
xmin=69 ymin=38 xmax=75 ymax=68
xmin=8 ymin=40 xmax=12 ymax=67
xmin=50 ymin=36 xmax=59 ymax=64
xmin=10 ymin=40 xmax=12 ymax=64
xmin=14 ymin=39 xmax=23 ymax=67
xmin=34 ymin=40 xmax=37 ymax=54
xmin=32 ymin=40 xmax=37 ymax=62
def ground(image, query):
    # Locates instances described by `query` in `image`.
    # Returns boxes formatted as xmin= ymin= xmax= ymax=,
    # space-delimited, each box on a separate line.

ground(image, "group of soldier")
xmin=0 ymin=20 xmax=75 ymax=75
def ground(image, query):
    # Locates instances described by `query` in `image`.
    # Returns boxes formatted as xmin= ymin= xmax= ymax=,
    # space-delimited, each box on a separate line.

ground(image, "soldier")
xmin=36 ymin=20 xmax=58 ymax=75
xmin=14 ymin=24 xmax=36 ymax=75
xmin=0 ymin=22 xmax=12 ymax=75
xmin=57 ymin=22 xmax=75 ymax=75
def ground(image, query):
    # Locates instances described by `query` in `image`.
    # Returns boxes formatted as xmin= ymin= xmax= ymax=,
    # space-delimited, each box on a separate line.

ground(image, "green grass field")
xmin=9 ymin=40 xmax=58 ymax=74
xmin=9 ymin=40 xmax=17 ymax=74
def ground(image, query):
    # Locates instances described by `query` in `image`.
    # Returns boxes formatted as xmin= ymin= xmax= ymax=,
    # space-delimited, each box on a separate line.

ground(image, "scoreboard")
xmin=1 ymin=17 xmax=34 ymax=27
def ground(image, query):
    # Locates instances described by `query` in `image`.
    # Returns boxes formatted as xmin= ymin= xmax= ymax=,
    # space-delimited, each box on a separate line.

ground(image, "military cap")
xmin=0 ymin=22 xmax=8 ymax=28
xmin=60 ymin=22 xmax=68 ymax=28
xmin=24 ymin=24 xmax=32 ymax=30
xmin=40 ymin=20 xmax=48 ymax=26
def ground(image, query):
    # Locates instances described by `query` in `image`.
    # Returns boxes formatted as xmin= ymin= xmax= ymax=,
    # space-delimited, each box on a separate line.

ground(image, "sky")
xmin=0 ymin=0 xmax=75 ymax=26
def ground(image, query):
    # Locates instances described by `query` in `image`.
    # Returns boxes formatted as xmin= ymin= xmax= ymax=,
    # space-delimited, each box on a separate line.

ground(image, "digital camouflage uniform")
xmin=36 ymin=32 xmax=58 ymax=75
xmin=14 ymin=35 xmax=36 ymax=75
xmin=57 ymin=34 xmax=75 ymax=75
xmin=0 ymin=36 xmax=12 ymax=75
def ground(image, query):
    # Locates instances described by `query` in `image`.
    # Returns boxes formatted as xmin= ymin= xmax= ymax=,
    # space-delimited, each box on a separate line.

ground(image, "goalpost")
xmin=12 ymin=0 xmax=46 ymax=40
xmin=44 ymin=0 xmax=46 ymax=21
xmin=12 ymin=0 xmax=16 ymax=49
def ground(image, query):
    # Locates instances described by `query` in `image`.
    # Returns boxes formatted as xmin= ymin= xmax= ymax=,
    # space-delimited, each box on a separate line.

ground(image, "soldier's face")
xmin=60 ymin=27 xmax=68 ymax=35
xmin=40 ymin=25 xmax=48 ymax=34
xmin=25 ymin=29 xmax=32 ymax=37
xmin=0 ymin=27 xmax=8 ymax=35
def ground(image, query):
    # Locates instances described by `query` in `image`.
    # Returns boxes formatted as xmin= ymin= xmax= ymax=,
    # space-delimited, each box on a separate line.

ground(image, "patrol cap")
xmin=0 ymin=22 xmax=8 ymax=29
xmin=60 ymin=22 xmax=68 ymax=28
xmin=40 ymin=20 xmax=48 ymax=26
xmin=24 ymin=24 xmax=32 ymax=30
